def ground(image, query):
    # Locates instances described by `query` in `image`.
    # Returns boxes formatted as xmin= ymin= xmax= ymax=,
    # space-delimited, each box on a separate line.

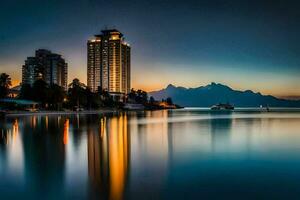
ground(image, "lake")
xmin=1 ymin=108 xmax=300 ymax=199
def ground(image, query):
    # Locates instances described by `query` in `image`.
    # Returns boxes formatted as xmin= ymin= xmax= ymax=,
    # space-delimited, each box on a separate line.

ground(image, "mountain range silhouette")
xmin=149 ymin=82 xmax=300 ymax=107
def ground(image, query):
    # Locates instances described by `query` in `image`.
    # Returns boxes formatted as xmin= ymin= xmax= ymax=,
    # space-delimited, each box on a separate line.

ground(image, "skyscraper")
xmin=22 ymin=49 xmax=68 ymax=90
xmin=87 ymin=29 xmax=131 ymax=96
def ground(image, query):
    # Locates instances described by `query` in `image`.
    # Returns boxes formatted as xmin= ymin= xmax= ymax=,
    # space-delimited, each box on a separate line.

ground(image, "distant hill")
xmin=149 ymin=82 xmax=300 ymax=107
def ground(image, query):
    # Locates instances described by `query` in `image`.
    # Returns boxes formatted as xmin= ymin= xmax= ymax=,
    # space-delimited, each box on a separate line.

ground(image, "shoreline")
xmin=2 ymin=107 xmax=300 ymax=117
xmin=3 ymin=109 xmax=119 ymax=117
xmin=2 ymin=107 xmax=179 ymax=117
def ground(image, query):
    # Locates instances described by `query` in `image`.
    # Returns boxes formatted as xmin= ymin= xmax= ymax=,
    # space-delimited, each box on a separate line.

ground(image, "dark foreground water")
xmin=1 ymin=109 xmax=300 ymax=200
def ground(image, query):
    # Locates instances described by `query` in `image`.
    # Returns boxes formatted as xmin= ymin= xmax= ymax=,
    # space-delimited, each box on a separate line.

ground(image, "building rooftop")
xmin=93 ymin=29 xmax=124 ymax=38
xmin=101 ymin=29 xmax=123 ymax=36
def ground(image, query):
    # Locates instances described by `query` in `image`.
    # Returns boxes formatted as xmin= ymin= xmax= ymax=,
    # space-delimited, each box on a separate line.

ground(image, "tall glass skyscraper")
xmin=87 ymin=29 xmax=131 ymax=96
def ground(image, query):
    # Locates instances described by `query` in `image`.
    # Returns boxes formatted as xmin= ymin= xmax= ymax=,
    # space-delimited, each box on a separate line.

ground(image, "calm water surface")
xmin=1 ymin=109 xmax=300 ymax=199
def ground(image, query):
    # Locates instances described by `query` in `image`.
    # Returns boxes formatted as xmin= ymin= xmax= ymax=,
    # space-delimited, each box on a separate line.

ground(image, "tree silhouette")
xmin=149 ymin=96 xmax=155 ymax=104
xmin=19 ymin=84 xmax=33 ymax=100
xmin=166 ymin=97 xmax=173 ymax=105
xmin=67 ymin=79 xmax=87 ymax=108
xmin=32 ymin=79 xmax=49 ymax=106
xmin=128 ymin=89 xmax=148 ymax=104
xmin=85 ymin=87 xmax=100 ymax=109
xmin=0 ymin=73 xmax=12 ymax=98
xmin=48 ymin=84 xmax=65 ymax=110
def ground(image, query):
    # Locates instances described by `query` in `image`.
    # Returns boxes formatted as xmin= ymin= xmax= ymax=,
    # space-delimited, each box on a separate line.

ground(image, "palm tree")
xmin=68 ymin=78 xmax=86 ymax=89
xmin=67 ymin=78 xmax=87 ymax=109
xmin=0 ymin=73 xmax=12 ymax=98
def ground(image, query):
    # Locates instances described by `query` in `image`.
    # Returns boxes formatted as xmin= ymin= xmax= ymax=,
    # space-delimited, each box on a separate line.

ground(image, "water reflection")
xmin=129 ymin=110 xmax=174 ymax=199
xmin=63 ymin=119 xmax=69 ymax=145
xmin=1 ymin=110 xmax=300 ymax=199
xmin=22 ymin=116 xmax=66 ymax=199
xmin=87 ymin=114 xmax=130 ymax=200
xmin=210 ymin=112 xmax=232 ymax=152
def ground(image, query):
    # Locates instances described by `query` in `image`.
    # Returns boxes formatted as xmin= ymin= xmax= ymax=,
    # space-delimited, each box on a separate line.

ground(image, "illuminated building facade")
xmin=87 ymin=29 xmax=131 ymax=96
xmin=22 ymin=49 xmax=68 ymax=90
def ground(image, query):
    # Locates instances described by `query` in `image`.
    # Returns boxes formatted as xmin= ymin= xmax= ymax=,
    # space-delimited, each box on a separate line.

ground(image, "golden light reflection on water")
xmin=63 ymin=119 xmax=69 ymax=145
xmin=87 ymin=114 xmax=129 ymax=200
xmin=0 ymin=119 xmax=19 ymax=145
xmin=31 ymin=116 xmax=37 ymax=129
xmin=45 ymin=116 xmax=49 ymax=130
xmin=12 ymin=119 xmax=19 ymax=140
xmin=0 ymin=118 xmax=24 ymax=183
xmin=109 ymin=114 xmax=128 ymax=200
xmin=100 ymin=117 xmax=106 ymax=139
xmin=88 ymin=122 xmax=102 ymax=192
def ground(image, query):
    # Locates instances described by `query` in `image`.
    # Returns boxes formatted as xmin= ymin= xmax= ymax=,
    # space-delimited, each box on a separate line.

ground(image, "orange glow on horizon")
xmin=11 ymin=80 xmax=21 ymax=87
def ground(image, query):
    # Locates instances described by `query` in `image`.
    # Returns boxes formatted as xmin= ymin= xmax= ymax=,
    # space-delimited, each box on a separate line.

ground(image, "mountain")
xmin=149 ymin=82 xmax=300 ymax=107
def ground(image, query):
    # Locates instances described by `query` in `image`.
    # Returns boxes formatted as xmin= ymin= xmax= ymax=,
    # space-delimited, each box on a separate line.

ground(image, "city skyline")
xmin=1 ymin=0 xmax=300 ymax=99
xmin=1 ymin=1 xmax=300 ymax=199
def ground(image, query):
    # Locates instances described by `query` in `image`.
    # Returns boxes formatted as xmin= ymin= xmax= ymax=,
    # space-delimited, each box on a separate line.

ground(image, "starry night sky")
xmin=0 ymin=0 xmax=300 ymax=98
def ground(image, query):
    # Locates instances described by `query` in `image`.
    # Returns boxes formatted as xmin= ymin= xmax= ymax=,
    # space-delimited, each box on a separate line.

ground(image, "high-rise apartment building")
xmin=87 ymin=29 xmax=131 ymax=95
xmin=22 ymin=49 xmax=68 ymax=90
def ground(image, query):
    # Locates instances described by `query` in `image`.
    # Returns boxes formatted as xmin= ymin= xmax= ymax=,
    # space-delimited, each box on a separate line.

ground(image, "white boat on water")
xmin=211 ymin=103 xmax=234 ymax=110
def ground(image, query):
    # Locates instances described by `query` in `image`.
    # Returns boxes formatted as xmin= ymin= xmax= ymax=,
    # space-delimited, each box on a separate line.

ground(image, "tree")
xmin=32 ymin=79 xmax=49 ymax=106
xmin=67 ymin=78 xmax=87 ymax=108
xmin=48 ymin=84 xmax=65 ymax=110
xmin=136 ymin=90 xmax=148 ymax=104
xmin=128 ymin=89 xmax=148 ymax=104
xmin=101 ymin=89 xmax=114 ymax=107
xmin=149 ymin=96 xmax=155 ymax=104
xmin=166 ymin=97 xmax=173 ymax=105
xmin=19 ymin=84 xmax=33 ymax=100
xmin=128 ymin=88 xmax=137 ymax=101
xmin=85 ymin=87 xmax=102 ymax=109
xmin=0 ymin=73 xmax=12 ymax=98
xmin=68 ymin=78 xmax=86 ymax=89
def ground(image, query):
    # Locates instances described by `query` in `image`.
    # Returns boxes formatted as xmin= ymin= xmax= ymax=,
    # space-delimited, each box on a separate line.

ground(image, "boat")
xmin=260 ymin=105 xmax=270 ymax=112
xmin=211 ymin=103 xmax=234 ymax=110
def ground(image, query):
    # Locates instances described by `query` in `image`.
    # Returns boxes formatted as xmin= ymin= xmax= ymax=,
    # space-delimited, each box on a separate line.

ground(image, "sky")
xmin=0 ymin=0 xmax=300 ymax=99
